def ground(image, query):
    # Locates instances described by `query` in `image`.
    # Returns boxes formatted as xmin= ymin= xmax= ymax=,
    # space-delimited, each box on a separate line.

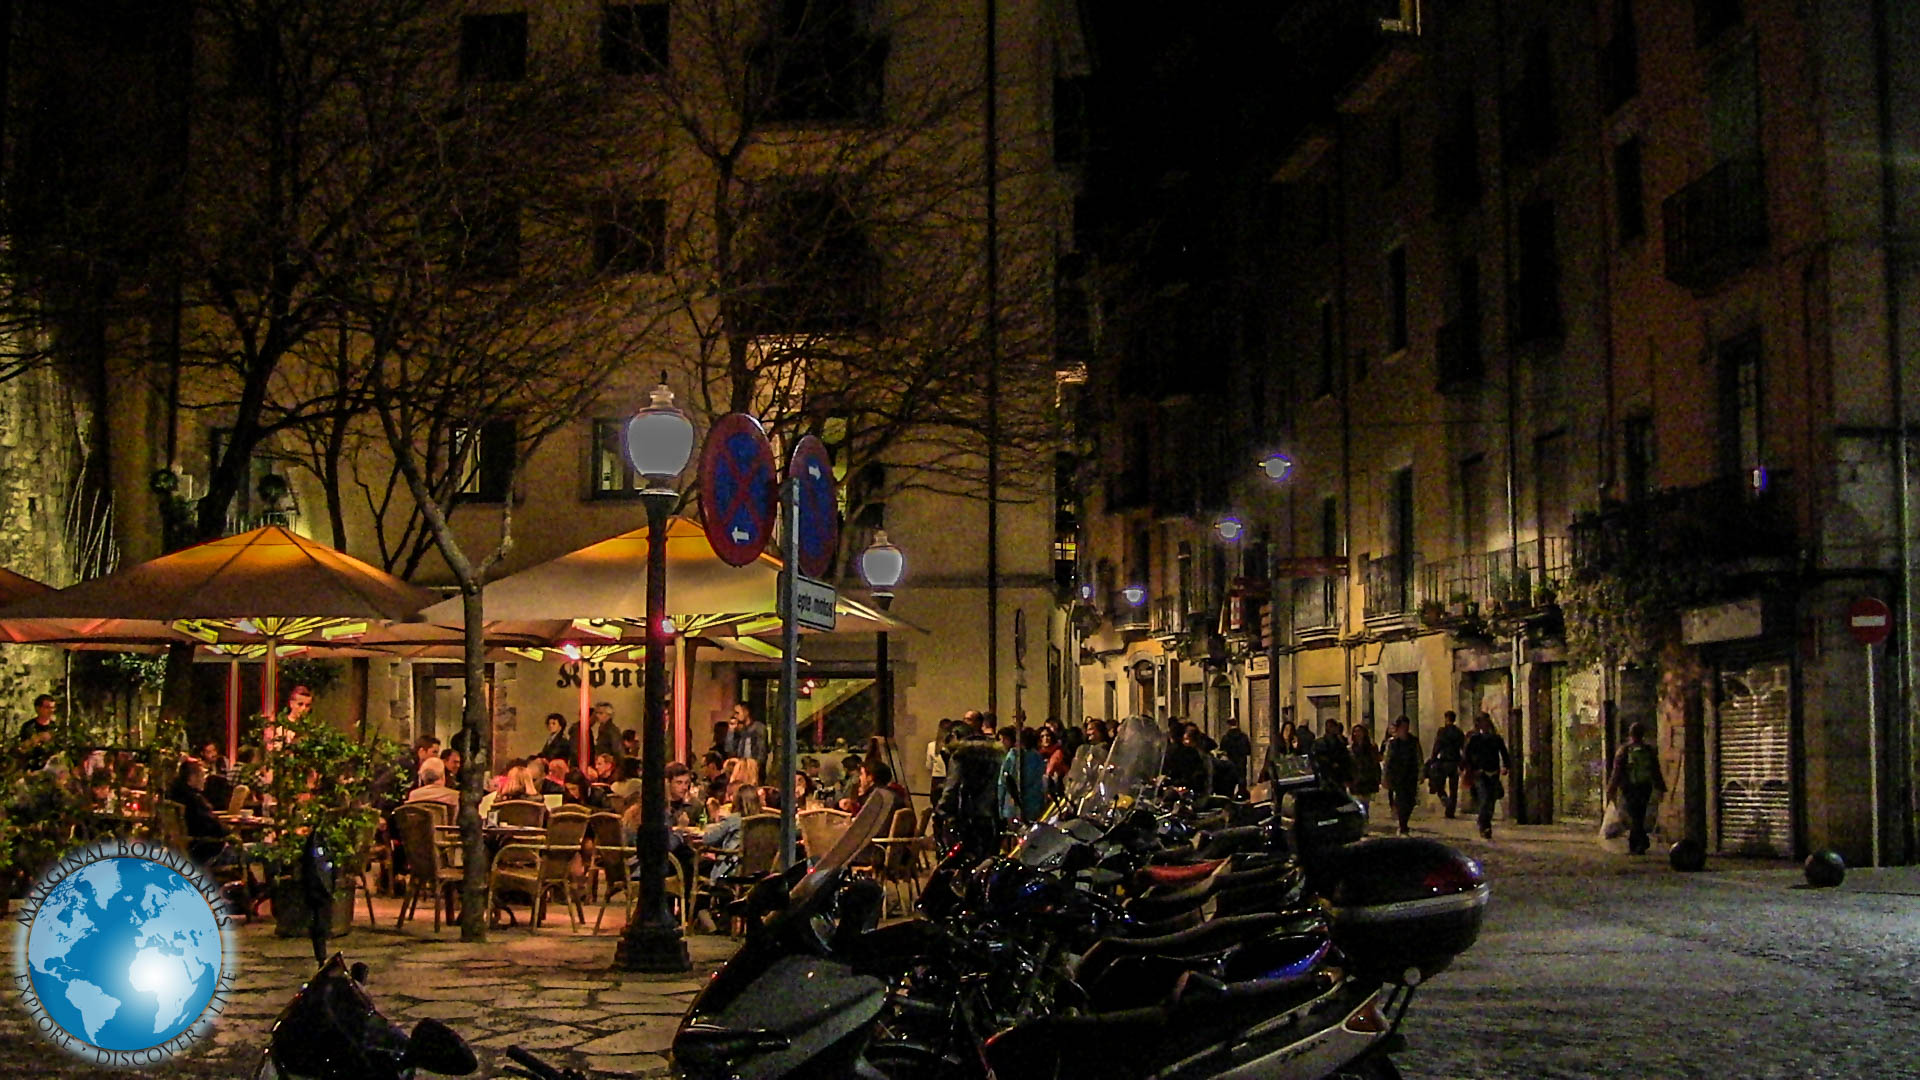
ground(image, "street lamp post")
xmin=860 ymin=531 xmax=905 ymax=746
xmin=615 ymin=383 xmax=694 ymax=973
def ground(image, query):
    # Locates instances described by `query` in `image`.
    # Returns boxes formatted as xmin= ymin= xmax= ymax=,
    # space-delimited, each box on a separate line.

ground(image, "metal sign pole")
xmin=779 ymin=475 xmax=802 ymax=870
xmin=1869 ymin=641 xmax=1881 ymax=868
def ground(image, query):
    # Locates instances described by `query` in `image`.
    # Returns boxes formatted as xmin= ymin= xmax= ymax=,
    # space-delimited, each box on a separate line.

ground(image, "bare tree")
xmin=621 ymin=0 xmax=1060 ymax=554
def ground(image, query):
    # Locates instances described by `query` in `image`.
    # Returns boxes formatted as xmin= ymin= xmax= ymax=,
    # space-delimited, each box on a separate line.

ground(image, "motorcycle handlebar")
xmin=506 ymin=1045 xmax=585 ymax=1080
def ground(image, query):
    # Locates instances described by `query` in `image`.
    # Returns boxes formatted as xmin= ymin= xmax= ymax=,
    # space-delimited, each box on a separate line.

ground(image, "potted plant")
xmin=1418 ymin=598 xmax=1446 ymax=627
xmin=247 ymin=711 xmax=398 ymax=939
xmin=1448 ymin=591 xmax=1474 ymax=618
xmin=1534 ymin=582 xmax=1558 ymax=607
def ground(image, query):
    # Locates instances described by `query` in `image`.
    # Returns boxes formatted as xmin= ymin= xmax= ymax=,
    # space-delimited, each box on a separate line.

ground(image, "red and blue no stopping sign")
xmin=789 ymin=435 xmax=839 ymax=580
xmin=700 ymin=413 xmax=777 ymax=567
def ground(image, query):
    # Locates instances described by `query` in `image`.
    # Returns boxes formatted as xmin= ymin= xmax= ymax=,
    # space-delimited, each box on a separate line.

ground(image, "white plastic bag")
xmin=1600 ymin=798 xmax=1628 ymax=840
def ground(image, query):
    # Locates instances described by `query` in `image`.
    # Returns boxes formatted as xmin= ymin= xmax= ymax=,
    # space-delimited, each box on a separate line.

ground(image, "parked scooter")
xmin=251 ymin=954 xmax=477 ymax=1080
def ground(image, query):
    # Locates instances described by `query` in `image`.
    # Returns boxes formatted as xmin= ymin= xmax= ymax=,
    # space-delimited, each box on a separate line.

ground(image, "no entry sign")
xmin=789 ymin=436 xmax=839 ymax=580
xmin=699 ymin=413 xmax=776 ymax=567
xmin=1849 ymin=596 xmax=1891 ymax=647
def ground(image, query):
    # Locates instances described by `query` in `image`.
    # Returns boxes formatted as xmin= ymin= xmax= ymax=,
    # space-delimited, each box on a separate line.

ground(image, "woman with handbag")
xmin=1462 ymin=712 xmax=1511 ymax=840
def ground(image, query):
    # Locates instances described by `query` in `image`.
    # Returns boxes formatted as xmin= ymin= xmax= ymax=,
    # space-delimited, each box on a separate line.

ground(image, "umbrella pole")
xmin=226 ymin=659 xmax=242 ymax=768
xmin=263 ymin=639 xmax=279 ymax=763
xmin=672 ymin=635 xmax=688 ymax=765
xmin=578 ymin=664 xmax=592 ymax=774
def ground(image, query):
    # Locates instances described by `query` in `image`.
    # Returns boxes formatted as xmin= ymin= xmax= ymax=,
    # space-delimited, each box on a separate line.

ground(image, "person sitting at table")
xmin=665 ymin=762 xmax=709 ymax=828
xmin=168 ymin=759 xmax=235 ymax=865
xmin=560 ymin=768 xmax=598 ymax=807
xmin=589 ymin=752 xmax=618 ymax=784
xmin=837 ymin=759 xmax=905 ymax=814
xmin=441 ymin=747 xmax=464 ymax=789
xmin=836 ymin=754 xmax=865 ymax=805
xmin=540 ymin=758 xmax=570 ymax=798
xmin=704 ymin=775 xmax=729 ymax=824
xmin=404 ymin=758 xmax=461 ymax=817
xmin=608 ymin=757 xmax=642 ymax=802
xmin=699 ymin=786 xmax=763 ymax=884
xmin=700 ymin=750 xmax=727 ymax=786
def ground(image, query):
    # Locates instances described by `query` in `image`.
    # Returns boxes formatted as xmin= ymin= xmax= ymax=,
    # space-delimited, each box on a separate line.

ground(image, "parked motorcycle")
xmin=251 ymin=954 xmax=477 ymax=1080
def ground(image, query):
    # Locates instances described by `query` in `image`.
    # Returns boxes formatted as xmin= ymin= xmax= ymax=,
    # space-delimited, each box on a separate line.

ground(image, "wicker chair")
xmin=872 ymin=807 xmax=926 ymax=911
xmin=225 ymin=784 xmax=252 ymax=815
xmin=585 ymin=813 xmax=687 ymax=934
xmin=493 ymin=799 xmax=547 ymax=828
xmin=702 ymin=814 xmax=782 ymax=935
xmin=489 ymin=813 xmax=589 ymax=929
xmin=797 ymin=808 xmax=851 ymax=863
xmin=392 ymin=805 xmax=462 ymax=932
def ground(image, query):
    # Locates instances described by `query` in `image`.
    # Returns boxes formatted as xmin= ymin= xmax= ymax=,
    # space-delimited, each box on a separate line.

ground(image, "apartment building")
xmin=1072 ymin=0 xmax=1920 ymax=865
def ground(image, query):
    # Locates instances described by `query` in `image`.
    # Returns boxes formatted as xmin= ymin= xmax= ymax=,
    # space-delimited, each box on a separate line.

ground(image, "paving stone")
xmin=532 ymin=977 xmax=620 ymax=989
xmin=596 ymin=1000 xmax=691 ymax=1016
xmin=570 ymin=1016 xmax=680 ymax=1055
xmin=469 ymin=1023 xmax=594 ymax=1050
xmin=490 ymin=989 xmax=596 ymax=1009
xmin=582 ymin=1052 xmax=675 ymax=1077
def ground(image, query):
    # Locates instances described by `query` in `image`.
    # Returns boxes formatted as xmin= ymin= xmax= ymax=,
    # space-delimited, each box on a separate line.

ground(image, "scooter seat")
xmin=1075 ymin=912 xmax=1288 ymax=988
xmin=1134 ymin=858 xmax=1224 ymax=888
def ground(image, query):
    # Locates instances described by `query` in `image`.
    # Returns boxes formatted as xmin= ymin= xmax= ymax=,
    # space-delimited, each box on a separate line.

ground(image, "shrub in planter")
xmin=246 ymin=712 xmax=397 ymax=938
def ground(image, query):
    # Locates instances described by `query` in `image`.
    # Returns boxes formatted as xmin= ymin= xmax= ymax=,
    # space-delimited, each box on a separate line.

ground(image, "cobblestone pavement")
xmin=7 ymin=808 xmax=1918 ymax=1079
xmin=1394 ymin=804 xmax=1920 ymax=1080
xmin=0 ymin=895 xmax=738 ymax=1079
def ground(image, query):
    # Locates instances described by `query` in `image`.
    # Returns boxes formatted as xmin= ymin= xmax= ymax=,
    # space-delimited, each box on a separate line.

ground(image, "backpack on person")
xmin=1625 ymin=743 xmax=1658 ymax=788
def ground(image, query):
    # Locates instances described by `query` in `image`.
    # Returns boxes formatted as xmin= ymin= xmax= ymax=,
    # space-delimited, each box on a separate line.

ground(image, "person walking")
xmin=1462 ymin=712 xmax=1511 ymax=840
xmin=1218 ymin=717 xmax=1252 ymax=798
xmin=1606 ymin=722 xmax=1668 ymax=855
xmin=1429 ymin=710 xmax=1467 ymax=818
xmin=926 ymin=718 xmax=953 ymax=803
xmin=1310 ymin=719 xmax=1355 ymax=792
xmin=1382 ymin=716 xmax=1422 ymax=835
xmin=1347 ymin=723 xmax=1382 ymax=817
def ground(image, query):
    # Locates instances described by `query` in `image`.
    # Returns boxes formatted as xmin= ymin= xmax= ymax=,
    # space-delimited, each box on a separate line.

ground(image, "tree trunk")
xmin=457 ymin=584 xmax=492 ymax=942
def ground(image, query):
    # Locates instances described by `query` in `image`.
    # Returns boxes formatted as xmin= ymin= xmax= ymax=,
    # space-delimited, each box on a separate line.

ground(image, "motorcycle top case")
xmin=1318 ymin=837 xmax=1488 ymax=980
xmin=1286 ymin=786 xmax=1368 ymax=854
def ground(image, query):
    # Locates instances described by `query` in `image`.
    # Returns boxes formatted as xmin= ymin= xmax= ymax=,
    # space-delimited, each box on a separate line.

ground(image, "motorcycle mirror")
xmin=402 ymin=1018 xmax=478 ymax=1076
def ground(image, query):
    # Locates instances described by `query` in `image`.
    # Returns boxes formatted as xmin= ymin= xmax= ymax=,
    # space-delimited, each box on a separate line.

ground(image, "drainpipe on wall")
xmin=1492 ymin=0 xmax=1527 ymax=823
xmin=1873 ymin=0 xmax=1917 ymax=864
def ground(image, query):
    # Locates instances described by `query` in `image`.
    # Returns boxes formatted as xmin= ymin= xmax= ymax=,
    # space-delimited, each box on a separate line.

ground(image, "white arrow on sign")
xmin=807 ymin=464 xmax=822 ymax=479
xmin=731 ymin=527 xmax=750 ymax=543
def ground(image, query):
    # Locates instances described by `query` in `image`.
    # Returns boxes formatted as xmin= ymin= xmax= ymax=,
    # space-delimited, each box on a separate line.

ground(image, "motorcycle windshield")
xmin=1077 ymin=715 xmax=1165 ymax=822
xmin=786 ymin=786 xmax=899 ymax=913
xmin=1059 ymin=741 xmax=1108 ymax=810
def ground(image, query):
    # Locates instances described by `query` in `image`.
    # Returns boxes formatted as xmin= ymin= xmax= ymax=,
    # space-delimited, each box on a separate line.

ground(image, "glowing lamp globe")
xmin=1213 ymin=515 xmax=1245 ymax=542
xmin=1258 ymin=451 xmax=1294 ymax=483
xmin=859 ymin=531 xmax=906 ymax=598
xmin=1121 ymin=585 xmax=1147 ymax=607
xmin=623 ymin=384 xmax=694 ymax=492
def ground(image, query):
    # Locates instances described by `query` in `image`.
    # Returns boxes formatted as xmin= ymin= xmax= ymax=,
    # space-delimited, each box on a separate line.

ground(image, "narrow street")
xmin=1399 ymin=812 xmax=1920 ymax=1080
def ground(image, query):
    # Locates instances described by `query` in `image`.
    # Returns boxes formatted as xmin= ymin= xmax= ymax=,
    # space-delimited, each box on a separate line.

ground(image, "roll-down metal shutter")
xmin=1717 ymin=659 xmax=1792 ymax=857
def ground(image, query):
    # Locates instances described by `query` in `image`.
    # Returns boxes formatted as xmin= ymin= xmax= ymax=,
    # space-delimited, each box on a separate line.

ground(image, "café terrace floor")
xmin=0 ymin=891 xmax=741 ymax=1079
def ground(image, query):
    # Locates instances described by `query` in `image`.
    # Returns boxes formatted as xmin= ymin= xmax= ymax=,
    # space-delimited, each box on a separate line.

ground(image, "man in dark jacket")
xmin=1429 ymin=710 xmax=1467 ymax=818
xmin=168 ymin=759 xmax=234 ymax=865
xmin=1218 ymin=719 xmax=1252 ymax=798
xmin=1310 ymin=719 xmax=1355 ymax=791
xmin=1463 ymin=712 xmax=1511 ymax=840
xmin=1382 ymin=717 xmax=1423 ymax=835
xmin=938 ymin=733 xmax=1006 ymax=855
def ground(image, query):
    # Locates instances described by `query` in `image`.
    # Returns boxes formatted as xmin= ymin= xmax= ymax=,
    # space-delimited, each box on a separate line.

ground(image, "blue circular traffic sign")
xmin=789 ymin=435 xmax=839 ymax=579
xmin=700 ymin=413 xmax=777 ymax=567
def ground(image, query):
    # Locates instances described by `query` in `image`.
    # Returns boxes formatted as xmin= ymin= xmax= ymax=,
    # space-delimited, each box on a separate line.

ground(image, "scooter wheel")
xmin=866 ymin=1041 xmax=966 ymax=1080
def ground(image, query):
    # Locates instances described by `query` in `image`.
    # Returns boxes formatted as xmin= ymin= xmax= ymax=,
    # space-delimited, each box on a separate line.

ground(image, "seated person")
xmin=539 ymin=758 xmax=570 ymax=798
xmin=838 ymin=760 xmax=909 ymax=814
xmin=561 ymin=768 xmax=599 ymax=807
xmin=590 ymin=752 xmax=618 ymax=784
xmin=441 ymin=748 xmax=464 ymax=789
xmin=699 ymin=786 xmax=763 ymax=883
xmin=608 ymin=757 xmax=642 ymax=801
xmin=667 ymin=762 xmax=708 ymax=827
xmin=700 ymin=750 xmax=728 ymax=786
xmin=167 ymin=760 xmax=233 ymax=866
xmin=404 ymin=758 xmax=461 ymax=817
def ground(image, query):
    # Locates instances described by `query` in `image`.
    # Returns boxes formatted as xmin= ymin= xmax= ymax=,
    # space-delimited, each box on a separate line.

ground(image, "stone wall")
xmin=0 ymin=360 xmax=106 ymax=719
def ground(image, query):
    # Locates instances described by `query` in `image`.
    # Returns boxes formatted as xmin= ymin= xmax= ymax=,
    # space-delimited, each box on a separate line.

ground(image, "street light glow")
xmin=1121 ymin=584 xmax=1147 ymax=607
xmin=1213 ymin=515 xmax=1245 ymax=542
xmin=1258 ymin=451 xmax=1294 ymax=483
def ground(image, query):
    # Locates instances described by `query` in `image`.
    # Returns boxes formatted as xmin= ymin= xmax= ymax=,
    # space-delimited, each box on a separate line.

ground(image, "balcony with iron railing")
xmin=1418 ymin=536 xmax=1571 ymax=612
xmin=1663 ymin=155 xmax=1768 ymax=293
xmin=1364 ymin=553 xmax=1420 ymax=622
xmin=1291 ymin=577 xmax=1342 ymax=640
xmin=1572 ymin=471 xmax=1798 ymax=575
